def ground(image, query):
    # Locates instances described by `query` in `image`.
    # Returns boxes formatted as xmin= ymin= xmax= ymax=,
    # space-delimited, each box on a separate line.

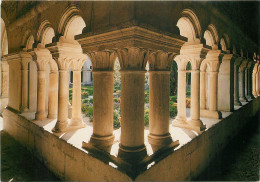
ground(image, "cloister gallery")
xmin=0 ymin=1 xmax=260 ymax=181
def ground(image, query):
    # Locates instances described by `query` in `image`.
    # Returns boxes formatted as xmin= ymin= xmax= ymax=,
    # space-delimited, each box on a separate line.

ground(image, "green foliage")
xmin=170 ymin=61 xmax=178 ymax=96
xmin=144 ymin=109 xmax=149 ymax=127
xmin=186 ymin=91 xmax=191 ymax=98
xmin=82 ymin=105 xmax=93 ymax=122
xmin=113 ymin=111 xmax=121 ymax=129
xmin=170 ymin=105 xmax=177 ymax=118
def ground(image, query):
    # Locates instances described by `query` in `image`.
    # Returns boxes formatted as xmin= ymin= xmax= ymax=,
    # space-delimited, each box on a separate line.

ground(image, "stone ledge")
xmin=2 ymin=97 xmax=260 ymax=181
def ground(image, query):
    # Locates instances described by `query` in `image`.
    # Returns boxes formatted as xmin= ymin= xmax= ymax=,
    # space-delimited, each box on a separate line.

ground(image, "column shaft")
xmin=21 ymin=69 xmax=29 ymax=111
xmin=89 ymin=71 xmax=114 ymax=150
xmin=239 ymin=70 xmax=247 ymax=101
xmin=148 ymin=71 xmax=172 ymax=151
xmin=209 ymin=72 xmax=218 ymax=111
xmin=48 ymin=71 xmax=58 ymax=119
xmin=256 ymin=72 xmax=260 ymax=96
xmin=176 ymin=70 xmax=186 ymax=122
xmin=190 ymin=70 xmax=200 ymax=121
xmin=1 ymin=71 xmax=8 ymax=97
xmin=200 ymin=71 xmax=206 ymax=110
xmin=234 ymin=66 xmax=242 ymax=105
xmin=119 ymin=71 xmax=146 ymax=161
xmin=36 ymin=70 xmax=46 ymax=120
xmin=71 ymin=70 xmax=84 ymax=126
xmin=53 ymin=70 xmax=69 ymax=132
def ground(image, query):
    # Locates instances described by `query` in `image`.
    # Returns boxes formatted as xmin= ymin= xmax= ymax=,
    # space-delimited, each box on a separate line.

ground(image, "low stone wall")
xmin=3 ymin=97 xmax=260 ymax=181
xmin=2 ymin=109 xmax=131 ymax=181
xmin=136 ymin=97 xmax=260 ymax=181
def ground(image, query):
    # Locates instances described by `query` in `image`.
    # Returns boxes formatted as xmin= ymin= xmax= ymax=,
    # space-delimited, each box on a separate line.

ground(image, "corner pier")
xmin=2 ymin=97 xmax=259 ymax=181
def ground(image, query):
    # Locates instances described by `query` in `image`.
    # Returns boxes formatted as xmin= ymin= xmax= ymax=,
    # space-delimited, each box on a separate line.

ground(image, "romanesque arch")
xmin=176 ymin=9 xmax=201 ymax=43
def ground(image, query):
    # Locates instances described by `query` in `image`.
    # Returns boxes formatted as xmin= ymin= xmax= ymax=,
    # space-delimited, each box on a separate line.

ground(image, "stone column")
xmin=82 ymin=51 xmax=115 ymax=151
xmin=70 ymin=69 xmax=85 ymax=128
xmin=175 ymin=70 xmax=187 ymax=123
xmin=52 ymin=69 xmax=69 ymax=132
xmin=252 ymin=70 xmax=257 ymax=97
xmin=200 ymin=71 xmax=206 ymax=110
xmin=36 ymin=70 xmax=46 ymax=120
xmin=21 ymin=68 xmax=29 ymax=111
xmin=209 ymin=71 xmax=218 ymax=111
xmin=116 ymin=47 xmax=147 ymax=163
xmin=234 ymin=65 xmax=242 ymax=106
xmin=190 ymin=69 xmax=203 ymax=127
xmin=147 ymin=51 xmax=179 ymax=152
xmin=148 ymin=71 xmax=174 ymax=151
xmin=255 ymin=71 xmax=260 ymax=96
xmin=89 ymin=71 xmax=114 ymax=150
xmin=48 ymin=71 xmax=58 ymax=119
xmin=119 ymin=70 xmax=146 ymax=161
xmin=239 ymin=69 xmax=248 ymax=102
xmin=1 ymin=61 xmax=9 ymax=98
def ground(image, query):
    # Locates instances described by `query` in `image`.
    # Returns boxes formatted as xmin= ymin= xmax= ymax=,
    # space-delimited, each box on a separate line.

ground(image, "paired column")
xmin=234 ymin=64 xmax=242 ymax=106
xmin=119 ymin=69 xmax=146 ymax=161
xmin=1 ymin=60 xmax=9 ymax=98
xmin=256 ymin=71 xmax=260 ymax=96
xmin=239 ymin=69 xmax=248 ymax=102
xmin=36 ymin=70 xmax=46 ymax=120
xmin=200 ymin=71 xmax=206 ymax=110
xmin=175 ymin=69 xmax=187 ymax=122
xmin=82 ymin=51 xmax=115 ymax=151
xmin=52 ymin=68 xmax=69 ymax=131
xmin=21 ymin=66 xmax=29 ymax=111
xmin=48 ymin=71 xmax=58 ymax=119
xmin=209 ymin=71 xmax=218 ymax=111
xmin=116 ymin=48 xmax=147 ymax=163
xmin=89 ymin=70 xmax=114 ymax=150
xmin=148 ymin=71 xmax=173 ymax=151
xmin=70 ymin=69 xmax=84 ymax=127
xmin=190 ymin=69 xmax=204 ymax=127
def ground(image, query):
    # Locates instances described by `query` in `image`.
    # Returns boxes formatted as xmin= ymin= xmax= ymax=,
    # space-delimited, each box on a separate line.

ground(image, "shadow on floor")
xmin=196 ymin=112 xmax=260 ymax=181
xmin=1 ymin=131 xmax=60 ymax=181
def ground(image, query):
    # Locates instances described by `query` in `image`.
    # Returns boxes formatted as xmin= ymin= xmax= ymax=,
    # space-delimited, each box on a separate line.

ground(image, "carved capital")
xmin=148 ymin=50 xmax=176 ymax=71
xmin=175 ymin=55 xmax=201 ymax=70
xmin=116 ymin=47 xmax=148 ymax=71
xmin=87 ymin=51 xmax=116 ymax=71
xmin=239 ymin=59 xmax=248 ymax=72
xmin=4 ymin=52 xmax=32 ymax=70
xmin=70 ymin=55 xmax=88 ymax=71
xmin=29 ymin=44 xmax=53 ymax=71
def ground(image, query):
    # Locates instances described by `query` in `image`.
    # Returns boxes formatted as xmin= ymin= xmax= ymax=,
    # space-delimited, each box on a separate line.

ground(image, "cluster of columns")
xmin=4 ymin=26 xmax=260 ymax=166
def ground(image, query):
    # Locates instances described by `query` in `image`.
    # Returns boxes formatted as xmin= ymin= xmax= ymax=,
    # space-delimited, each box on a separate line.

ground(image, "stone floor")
xmin=196 ymin=112 xmax=260 ymax=181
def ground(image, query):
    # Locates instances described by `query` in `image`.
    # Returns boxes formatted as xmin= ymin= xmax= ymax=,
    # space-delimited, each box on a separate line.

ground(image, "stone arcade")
xmin=1 ymin=1 xmax=260 ymax=181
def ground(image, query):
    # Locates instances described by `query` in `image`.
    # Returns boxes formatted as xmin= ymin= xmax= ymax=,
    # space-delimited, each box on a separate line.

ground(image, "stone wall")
xmin=3 ymin=97 xmax=260 ymax=181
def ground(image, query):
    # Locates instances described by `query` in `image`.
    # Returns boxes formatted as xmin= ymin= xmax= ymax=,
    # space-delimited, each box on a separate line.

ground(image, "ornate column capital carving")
xmin=4 ymin=51 xmax=32 ymax=70
xmin=239 ymin=59 xmax=249 ymax=72
xmin=148 ymin=50 xmax=176 ymax=71
xmin=87 ymin=51 xmax=116 ymax=71
xmin=176 ymin=43 xmax=210 ymax=71
xmin=116 ymin=47 xmax=148 ymax=71
xmin=28 ymin=44 xmax=54 ymax=71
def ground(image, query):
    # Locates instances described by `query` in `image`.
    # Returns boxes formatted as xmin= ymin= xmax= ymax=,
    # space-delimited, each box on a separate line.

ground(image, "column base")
xmin=118 ymin=144 xmax=147 ymax=166
xmin=239 ymin=97 xmax=248 ymax=102
xmin=35 ymin=112 xmax=46 ymax=120
xmin=21 ymin=107 xmax=29 ymax=113
xmin=200 ymin=109 xmax=222 ymax=119
xmin=148 ymin=133 xmax=179 ymax=152
xmin=234 ymin=100 xmax=242 ymax=106
xmin=69 ymin=118 xmax=85 ymax=128
xmin=47 ymin=114 xmax=57 ymax=119
xmin=83 ymin=134 xmax=115 ymax=152
xmin=172 ymin=119 xmax=206 ymax=133
xmin=52 ymin=121 xmax=68 ymax=133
